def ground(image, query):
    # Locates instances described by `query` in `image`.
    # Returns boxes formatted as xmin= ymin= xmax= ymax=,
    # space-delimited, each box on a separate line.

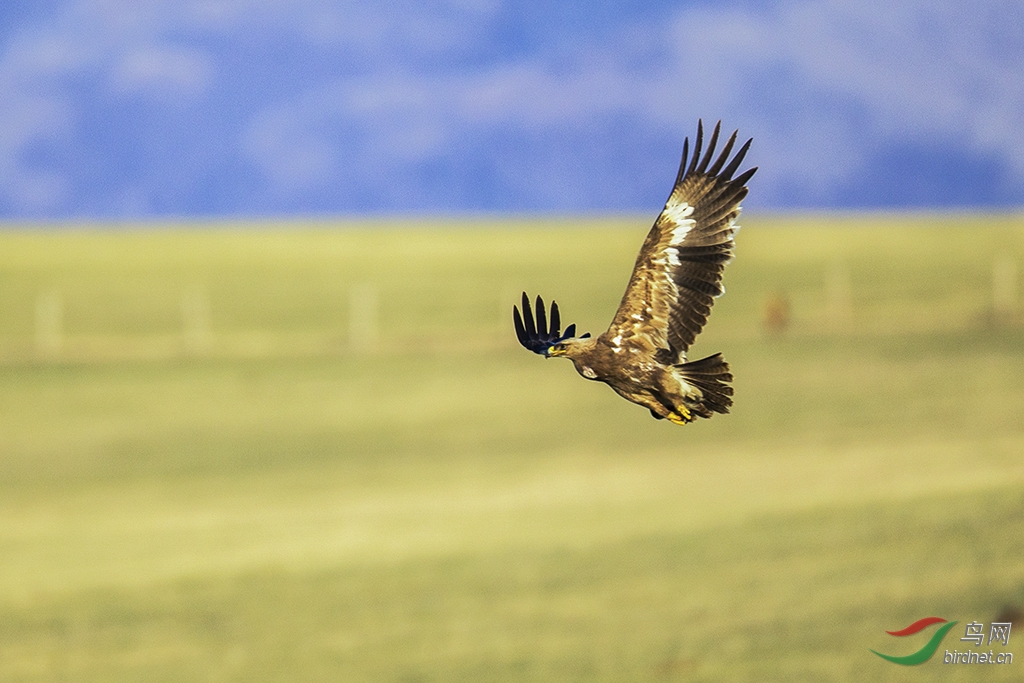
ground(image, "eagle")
xmin=513 ymin=120 xmax=756 ymax=425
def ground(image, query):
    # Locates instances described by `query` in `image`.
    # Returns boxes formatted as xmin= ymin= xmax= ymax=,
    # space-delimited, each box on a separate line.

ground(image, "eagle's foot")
xmin=667 ymin=407 xmax=692 ymax=425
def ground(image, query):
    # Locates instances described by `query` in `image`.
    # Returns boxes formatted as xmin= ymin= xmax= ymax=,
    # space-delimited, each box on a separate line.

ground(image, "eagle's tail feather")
xmin=675 ymin=353 xmax=733 ymax=417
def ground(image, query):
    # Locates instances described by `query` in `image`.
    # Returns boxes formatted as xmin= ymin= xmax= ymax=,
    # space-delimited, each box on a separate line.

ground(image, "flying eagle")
xmin=513 ymin=120 xmax=756 ymax=425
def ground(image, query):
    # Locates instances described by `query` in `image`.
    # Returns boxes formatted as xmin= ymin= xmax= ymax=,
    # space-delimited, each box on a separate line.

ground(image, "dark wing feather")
xmin=605 ymin=120 xmax=756 ymax=360
xmin=513 ymin=292 xmax=588 ymax=354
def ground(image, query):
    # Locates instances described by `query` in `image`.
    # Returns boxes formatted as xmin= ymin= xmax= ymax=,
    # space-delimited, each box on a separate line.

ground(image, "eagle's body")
xmin=514 ymin=121 xmax=755 ymax=424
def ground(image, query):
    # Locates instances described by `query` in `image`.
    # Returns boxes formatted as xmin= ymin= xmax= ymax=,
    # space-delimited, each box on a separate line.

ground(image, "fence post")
xmin=349 ymin=283 xmax=378 ymax=353
xmin=182 ymin=287 xmax=212 ymax=353
xmin=993 ymin=255 xmax=1017 ymax=318
xmin=826 ymin=262 xmax=852 ymax=330
xmin=35 ymin=290 xmax=63 ymax=357
xmin=499 ymin=284 xmax=517 ymax=346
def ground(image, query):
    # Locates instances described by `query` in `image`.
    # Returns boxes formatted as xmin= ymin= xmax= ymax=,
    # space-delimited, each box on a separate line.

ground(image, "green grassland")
xmin=1 ymin=214 xmax=1023 ymax=682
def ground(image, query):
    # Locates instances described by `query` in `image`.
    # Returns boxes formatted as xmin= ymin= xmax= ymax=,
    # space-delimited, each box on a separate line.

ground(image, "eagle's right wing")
xmin=604 ymin=121 xmax=756 ymax=361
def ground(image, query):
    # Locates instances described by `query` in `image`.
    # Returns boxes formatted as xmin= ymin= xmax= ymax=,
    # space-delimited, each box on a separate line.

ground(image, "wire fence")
xmin=1 ymin=256 xmax=1020 ymax=365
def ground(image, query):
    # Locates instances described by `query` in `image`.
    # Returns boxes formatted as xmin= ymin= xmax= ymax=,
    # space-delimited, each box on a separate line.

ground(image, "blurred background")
xmin=1 ymin=0 xmax=1023 ymax=217
xmin=1 ymin=1 xmax=1023 ymax=682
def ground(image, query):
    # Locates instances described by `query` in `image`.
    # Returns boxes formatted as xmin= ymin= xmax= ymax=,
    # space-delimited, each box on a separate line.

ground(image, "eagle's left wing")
xmin=605 ymin=121 xmax=756 ymax=361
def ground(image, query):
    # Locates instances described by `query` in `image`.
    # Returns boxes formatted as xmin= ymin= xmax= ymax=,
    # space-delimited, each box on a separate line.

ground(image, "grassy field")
xmin=1 ymin=214 xmax=1023 ymax=682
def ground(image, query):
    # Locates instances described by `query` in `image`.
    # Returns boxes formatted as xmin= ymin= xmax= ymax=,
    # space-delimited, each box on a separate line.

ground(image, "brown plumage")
xmin=513 ymin=120 xmax=756 ymax=424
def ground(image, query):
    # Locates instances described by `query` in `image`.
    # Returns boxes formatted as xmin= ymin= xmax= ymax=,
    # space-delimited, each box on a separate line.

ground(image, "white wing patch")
xmin=664 ymin=202 xmax=696 ymax=245
xmin=653 ymin=249 xmax=681 ymax=268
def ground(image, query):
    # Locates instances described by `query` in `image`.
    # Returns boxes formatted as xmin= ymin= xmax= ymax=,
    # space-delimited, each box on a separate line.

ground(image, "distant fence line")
xmin=5 ymin=257 xmax=1021 ymax=364
xmin=15 ymin=283 xmax=515 ymax=363
xmin=758 ymin=256 xmax=1020 ymax=336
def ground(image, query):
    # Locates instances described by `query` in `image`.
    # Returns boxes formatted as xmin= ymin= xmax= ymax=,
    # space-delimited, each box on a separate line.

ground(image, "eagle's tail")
xmin=675 ymin=353 xmax=734 ymax=417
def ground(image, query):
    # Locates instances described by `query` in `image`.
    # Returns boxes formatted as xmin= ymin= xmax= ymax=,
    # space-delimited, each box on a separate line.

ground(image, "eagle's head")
xmin=513 ymin=292 xmax=591 ymax=358
xmin=543 ymin=338 xmax=592 ymax=359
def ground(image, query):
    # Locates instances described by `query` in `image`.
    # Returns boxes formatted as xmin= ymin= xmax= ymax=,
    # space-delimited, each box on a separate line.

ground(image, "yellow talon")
xmin=668 ymin=407 xmax=692 ymax=425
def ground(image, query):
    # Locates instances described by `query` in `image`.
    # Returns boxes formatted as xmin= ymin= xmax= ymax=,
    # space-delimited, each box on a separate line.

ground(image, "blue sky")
xmin=1 ymin=0 xmax=1022 ymax=219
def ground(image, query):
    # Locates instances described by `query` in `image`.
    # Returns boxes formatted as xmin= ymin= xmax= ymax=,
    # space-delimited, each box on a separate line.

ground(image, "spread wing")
xmin=605 ymin=120 xmax=756 ymax=361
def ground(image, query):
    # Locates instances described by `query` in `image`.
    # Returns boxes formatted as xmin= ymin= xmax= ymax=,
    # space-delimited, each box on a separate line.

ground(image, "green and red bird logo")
xmin=871 ymin=617 xmax=958 ymax=665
